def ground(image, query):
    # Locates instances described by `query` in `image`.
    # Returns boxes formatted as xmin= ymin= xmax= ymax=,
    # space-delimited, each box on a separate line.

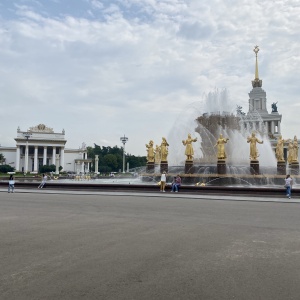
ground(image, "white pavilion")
xmin=0 ymin=124 xmax=92 ymax=174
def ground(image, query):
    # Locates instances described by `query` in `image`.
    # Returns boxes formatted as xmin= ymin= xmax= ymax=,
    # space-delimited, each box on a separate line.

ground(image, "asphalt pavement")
xmin=1 ymin=189 xmax=300 ymax=300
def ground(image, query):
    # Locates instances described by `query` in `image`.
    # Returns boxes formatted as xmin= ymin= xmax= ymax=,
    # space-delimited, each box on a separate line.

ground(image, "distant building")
xmin=244 ymin=46 xmax=299 ymax=161
xmin=244 ymin=45 xmax=282 ymax=140
xmin=0 ymin=124 xmax=92 ymax=173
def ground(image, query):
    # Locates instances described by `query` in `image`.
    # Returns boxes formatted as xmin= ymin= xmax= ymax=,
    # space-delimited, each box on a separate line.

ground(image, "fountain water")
xmin=141 ymin=88 xmax=289 ymax=186
xmin=167 ymin=88 xmax=276 ymax=167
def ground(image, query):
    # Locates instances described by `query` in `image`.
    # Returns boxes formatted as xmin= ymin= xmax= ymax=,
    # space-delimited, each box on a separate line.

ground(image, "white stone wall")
xmin=64 ymin=150 xmax=85 ymax=172
xmin=0 ymin=147 xmax=88 ymax=172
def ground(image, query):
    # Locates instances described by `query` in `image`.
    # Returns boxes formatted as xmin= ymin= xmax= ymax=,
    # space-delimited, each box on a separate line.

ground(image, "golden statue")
xmin=182 ymin=133 xmax=197 ymax=161
xmin=215 ymin=134 xmax=229 ymax=160
xmin=247 ymin=132 xmax=263 ymax=160
xmin=155 ymin=145 xmax=161 ymax=164
xmin=275 ymin=135 xmax=285 ymax=162
xmin=145 ymin=140 xmax=155 ymax=163
xmin=287 ymin=139 xmax=294 ymax=164
xmin=292 ymin=135 xmax=299 ymax=162
xmin=160 ymin=137 xmax=169 ymax=162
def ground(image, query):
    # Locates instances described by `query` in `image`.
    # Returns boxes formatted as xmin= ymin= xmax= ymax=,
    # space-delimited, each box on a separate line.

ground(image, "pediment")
xmin=28 ymin=124 xmax=54 ymax=133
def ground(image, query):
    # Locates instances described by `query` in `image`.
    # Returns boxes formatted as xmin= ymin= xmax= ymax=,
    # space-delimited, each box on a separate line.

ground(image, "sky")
xmin=0 ymin=0 xmax=299 ymax=157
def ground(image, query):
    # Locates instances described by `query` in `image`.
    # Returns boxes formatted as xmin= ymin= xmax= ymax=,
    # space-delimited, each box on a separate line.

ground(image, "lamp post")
xmin=23 ymin=132 xmax=32 ymax=173
xmin=120 ymin=134 xmax=128 ymax=173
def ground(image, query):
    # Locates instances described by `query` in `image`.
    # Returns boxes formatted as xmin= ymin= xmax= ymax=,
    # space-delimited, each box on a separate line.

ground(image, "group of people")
xmin=7 ymin=173 xmax=48 ymax=193
xmin=159 ymin=172 xmax=181 ymax=192
xmin=159 ymin=171 xmax=295 ymax=199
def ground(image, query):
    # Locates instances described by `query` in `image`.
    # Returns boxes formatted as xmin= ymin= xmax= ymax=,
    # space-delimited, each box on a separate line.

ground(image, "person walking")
xmin=8 ymin=175 xmax=15 ymax=193
xmin=160 ymin=171 xmax=167 ymax=192
xmin=38 ymin=173 xmax=48 ymax=189
xmin=285 ymin=174 xmax=293 ymax=199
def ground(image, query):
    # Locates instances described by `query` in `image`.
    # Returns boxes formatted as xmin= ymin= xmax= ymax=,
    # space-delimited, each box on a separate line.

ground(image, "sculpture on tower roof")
xmin=251 ymin=45 xmax=263 ymax=88
xmin=271 ymin=102 xmax=278 ymax=113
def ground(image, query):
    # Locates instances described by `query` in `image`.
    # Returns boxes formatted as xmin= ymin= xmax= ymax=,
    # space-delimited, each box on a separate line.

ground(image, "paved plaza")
xmin=1 ymin=190 xmax=300 ymax=299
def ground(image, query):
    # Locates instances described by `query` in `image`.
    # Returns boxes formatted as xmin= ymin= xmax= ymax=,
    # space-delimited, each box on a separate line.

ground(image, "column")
xmin=43 ymin=147 xmax=47 ymax=166
xmin=271 ymin=121 xmax=275 ymax=135
xmin=52 ymin=147 xmax=56 ymax=165
xmin=15 ymin=146 xmax=20 ymax=171
xmin=76 ymin=161 xmax=80 ymax=174
xmin=81 ymin=162 xmax=84 ymax=173
xmin=264 ymin=121 xmax=269 ymax=134
xmin=34 ymin=146 xmax=38 ymax=172
xmin=24 ymin=143 xmax=29 ymax=173
xmin=55 ymin=154 xmax=60 ymax=174
xmin=95 ymin=155 xmax=99 ymax=173
xmin=60 ymin=147 xmax=65 ymax=171
xmin=278 ymin=121 xmax=281 ymax=135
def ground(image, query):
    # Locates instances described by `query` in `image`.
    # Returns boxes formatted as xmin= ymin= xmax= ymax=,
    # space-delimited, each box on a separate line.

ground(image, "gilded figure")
xmin=247 ymin=132 xmax=263 ymax=160
xmin=160 ymin=137 xmax=169 ymax=162
xmin=287 ymin=139 xmax=294 ymax=164
xmin=145 ymin=140 xmax=155 ymax=163
xmin=155 ymin=145 xmax=161 ymax=164
xmin=215 ymin=134 xmax=229 ymax=160
xmin=292 ymin=135 xmax=298 ymax=162
xmin=275 ymin=135 xmax=285 ymax=162
xmin=182 ymin=133 xmax=198 ymax=161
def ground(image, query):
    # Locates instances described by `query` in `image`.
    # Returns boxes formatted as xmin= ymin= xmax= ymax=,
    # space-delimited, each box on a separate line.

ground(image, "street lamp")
xmin=120 ymin=134 xmax=128 ymax=173
xmin=23 ymin=132 xmax=32 ymax=173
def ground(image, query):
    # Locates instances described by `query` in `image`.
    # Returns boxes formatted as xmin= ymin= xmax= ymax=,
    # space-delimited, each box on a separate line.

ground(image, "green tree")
xmin=126 ymin=155 xmax=147 ymax=168
xmin=39 ymin=165 xmax=56 ymax=173
xmin=104 ymin=154 xmax=118 ymax=171
xmin=0 ymin=165 xmax=14 ymax=173
xmin=85 ymin=144 xmax=147 ymax=172
xmin=0 ymin=153 xmax=6 ymax=165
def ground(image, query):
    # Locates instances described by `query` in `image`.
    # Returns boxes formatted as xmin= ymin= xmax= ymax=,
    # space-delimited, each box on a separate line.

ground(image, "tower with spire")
xmin=248 ymin=45 xmax=268 ymax=115
xmin=247 ymin=46 xmax=282 ymax=139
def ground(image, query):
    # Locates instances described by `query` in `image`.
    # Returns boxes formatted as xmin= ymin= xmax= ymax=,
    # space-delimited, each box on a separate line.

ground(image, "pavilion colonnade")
xmin=243 ymin=120 xmax=281 ymax=136
xmin=15 ymin=144 xmax=65 ymax=173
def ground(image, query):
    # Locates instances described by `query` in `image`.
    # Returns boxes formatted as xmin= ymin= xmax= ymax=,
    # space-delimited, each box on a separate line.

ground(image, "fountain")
xmin=141 ymin=46 xmax=300 ymax=187
xmin=141 ymin=87 xmax=299 ymax=186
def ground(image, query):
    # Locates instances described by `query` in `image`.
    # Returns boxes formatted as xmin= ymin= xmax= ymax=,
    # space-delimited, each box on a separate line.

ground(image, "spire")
xmin=254 ymin=45 xmax=259 ymax=79
xmin=251 ymin=45 xmax=262 ymax=88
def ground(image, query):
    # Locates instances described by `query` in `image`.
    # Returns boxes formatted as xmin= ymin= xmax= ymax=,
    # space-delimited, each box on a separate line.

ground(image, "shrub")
xmin=39 ymin=164 xmax=56 ymax=173
xmin=0 ymin=165 xmax=15 ymax=173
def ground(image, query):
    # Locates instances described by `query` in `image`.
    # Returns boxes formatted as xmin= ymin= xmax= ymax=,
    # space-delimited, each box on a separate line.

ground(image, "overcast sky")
xmin=0 ymin=0 xmax=299 ymax=157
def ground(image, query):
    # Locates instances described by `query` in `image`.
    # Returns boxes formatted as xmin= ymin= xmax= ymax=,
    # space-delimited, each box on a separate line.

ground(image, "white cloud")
xmin=0 ymin=0 xmax=299 ymax=157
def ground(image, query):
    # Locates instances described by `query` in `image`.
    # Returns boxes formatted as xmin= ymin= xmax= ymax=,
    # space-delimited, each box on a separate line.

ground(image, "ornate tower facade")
xmin=247 ymin=46 xmax=282 ymax=139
